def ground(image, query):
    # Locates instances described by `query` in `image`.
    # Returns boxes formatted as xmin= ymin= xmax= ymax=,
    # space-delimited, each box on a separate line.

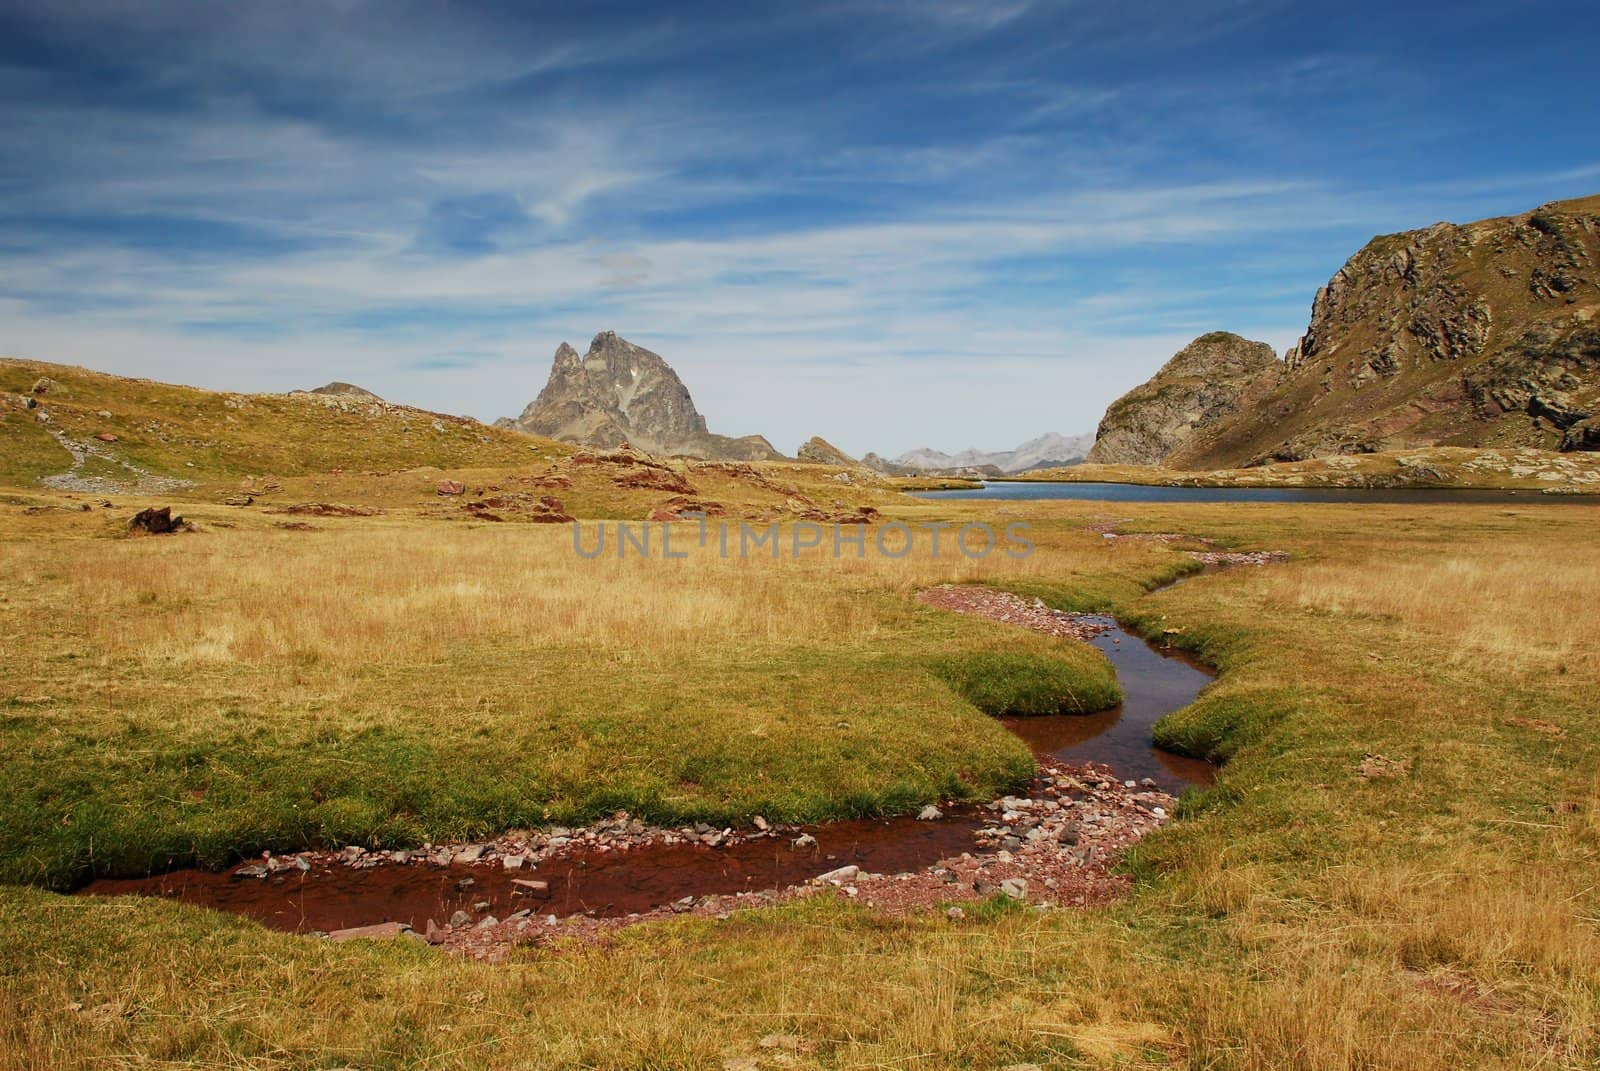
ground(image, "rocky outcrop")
xmin=1167 ymin=194 xmax=1600 ymax=468
xmin=1085 ymin=333 xmax=1279 ymax=466
xmin=500 ymin=332 xmax=782 ymax=461
xmin=305 ymin=382 xmax=384 ymax=401
xmin=795 ymin=436 xmax=856 ymax=466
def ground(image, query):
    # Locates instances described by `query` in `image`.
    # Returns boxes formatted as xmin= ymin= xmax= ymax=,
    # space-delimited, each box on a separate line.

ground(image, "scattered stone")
xmin=814 ymin=865 xmax=859 ymax=884
xmin=945 ymin=906 xmax=965 ymax=920
xmin=31 ymin=377 xmax=53 ymax=394
xmin=917 ymin=804 xmax=944 ymax=821
xmin=127 ymin=506 xmax=190 ymax=535
xmin=267 ymin=502 xmax=381 ymax=517
xmin=449 ymin=910 xmax=472 ymax=928
xmin=327 ymin=921 xmax=410 ymax=941
xmin=95 ymin=433 xmax=118 ymax=443
xmin=475 ymin=916 xmax=499 ymax=929
xmin=1357 ymin=754 xmax=1411 ymax=780
xmin=792 ymin=833 xmax=817 ymax=849
xmin=1000 ymin=877 xmax=1029 ymax=900
xmin=916 ymin=586 xmax=1107 ymax=641
xmin=437 ymin=480 xmax=466 ymax=496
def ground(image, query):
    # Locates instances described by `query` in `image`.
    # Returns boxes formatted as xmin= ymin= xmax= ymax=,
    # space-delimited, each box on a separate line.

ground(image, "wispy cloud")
xmin=2 ymin=0 xmax=1597 ymax=455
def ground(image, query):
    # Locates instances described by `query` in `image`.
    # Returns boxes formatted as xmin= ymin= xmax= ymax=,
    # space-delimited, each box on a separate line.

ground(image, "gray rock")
xmin=814 ymin=864 xmax=859 ymax=884
xmin=1086 ymin=332 xmax=1279 ymax=466
xmin=449 ymin=910 xmax=472 ymax=928
xmin=917 ymin=805 xmax=944 ymax=821
xmin=1000 ymin=877 xmax=1029 ymax=900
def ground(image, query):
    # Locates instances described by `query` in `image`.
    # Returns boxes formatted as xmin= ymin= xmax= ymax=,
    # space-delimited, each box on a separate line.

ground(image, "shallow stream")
xmin=80 ymin=621 xmax=1214 ymax=933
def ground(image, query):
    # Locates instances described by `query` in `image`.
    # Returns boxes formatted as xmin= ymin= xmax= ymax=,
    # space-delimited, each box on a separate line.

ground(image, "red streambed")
xmin=78 ymin=620 xmax=1215 ymax=934
xmin=81 ymin=812 xmax=988 ymax=933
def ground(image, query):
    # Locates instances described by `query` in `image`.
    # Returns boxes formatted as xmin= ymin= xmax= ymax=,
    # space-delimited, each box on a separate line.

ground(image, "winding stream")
xmin=80 ymin=620 xmax=1214 ymax=934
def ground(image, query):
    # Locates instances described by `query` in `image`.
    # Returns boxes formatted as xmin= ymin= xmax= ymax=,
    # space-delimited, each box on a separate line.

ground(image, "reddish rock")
xmin=95 ymin=432 xmax=118 ymax=443
xmin=267 ymin=503 xmax=381 ymax=517
xmin=526 ymin=496 xmax=574 ymax=524
xmin=661 ymin=495 xmax=726 ymax=517
xmin=437 ymin=480 xmax=466 ymax=496
xmin=614 ymin=467 xmax=695 ymax=494
xmin=647 ymin=508 xmax=680 ymax=523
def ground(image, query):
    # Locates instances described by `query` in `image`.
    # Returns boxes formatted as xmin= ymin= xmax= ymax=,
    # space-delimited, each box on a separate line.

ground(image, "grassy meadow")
xmin=0 ymin=487 xmax=1596 ymax=1069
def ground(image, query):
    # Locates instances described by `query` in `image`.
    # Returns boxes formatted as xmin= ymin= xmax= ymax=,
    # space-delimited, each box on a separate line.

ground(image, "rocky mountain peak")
xmin=502 ymin=332 xmax=780 ymax=461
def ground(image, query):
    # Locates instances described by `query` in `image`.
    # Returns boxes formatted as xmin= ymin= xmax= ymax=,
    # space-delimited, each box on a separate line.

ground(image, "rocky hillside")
xmin=1085 ymin=333 xmax=1279 ymax=466
xmin=1167 ymin=194 xmax=1600 ymax=467
xmin=500 ymin=332 xmax=781 ymax=461
xmin=884 ymin=432 xmax=1093 ymax=475
xmin=795 ymin=436 xmax=857 ymax=466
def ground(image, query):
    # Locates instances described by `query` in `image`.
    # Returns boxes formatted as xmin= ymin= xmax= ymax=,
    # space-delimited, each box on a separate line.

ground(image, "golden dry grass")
xmin=2 ymin=495 xmax=1599 ymax=1068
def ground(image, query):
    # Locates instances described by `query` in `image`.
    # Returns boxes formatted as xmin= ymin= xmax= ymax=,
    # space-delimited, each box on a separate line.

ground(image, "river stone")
xmin=917 ymin=804 xmax=943 ymax=821
xmin=814 ymin=864 xmax=859 ymax=884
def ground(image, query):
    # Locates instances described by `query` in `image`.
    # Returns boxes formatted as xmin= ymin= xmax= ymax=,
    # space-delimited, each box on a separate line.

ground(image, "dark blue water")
xmin=913 ymin=481 xmax=1596 ymax=505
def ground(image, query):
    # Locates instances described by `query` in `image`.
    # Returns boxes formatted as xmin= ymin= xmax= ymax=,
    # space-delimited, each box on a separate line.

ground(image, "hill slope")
xmin=1171 ymin=194 xmax=1600 ymax=467
xmin=0 ymin=359 xmax=549 ymax=492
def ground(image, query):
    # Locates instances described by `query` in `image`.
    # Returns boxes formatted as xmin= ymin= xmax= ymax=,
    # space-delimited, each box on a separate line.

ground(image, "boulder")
xmin=436 ymin=480 xmax=466 ymax=496
xmin=128 ymin=506 xmax=188 ymax=534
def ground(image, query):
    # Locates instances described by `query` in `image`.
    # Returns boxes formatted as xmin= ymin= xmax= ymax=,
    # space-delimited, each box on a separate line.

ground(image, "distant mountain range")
xmin=867 ymin=432 xmax=1094 ymax=475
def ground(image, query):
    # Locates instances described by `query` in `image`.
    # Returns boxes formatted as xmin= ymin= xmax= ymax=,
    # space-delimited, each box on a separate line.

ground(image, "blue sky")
xmin=2 ymin=0 xmax=1598 ymax=456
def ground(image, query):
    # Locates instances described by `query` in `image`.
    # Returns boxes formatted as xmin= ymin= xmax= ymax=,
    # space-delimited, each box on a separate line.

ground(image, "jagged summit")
xmin=500 ymin=332 xmax=780 ymax=461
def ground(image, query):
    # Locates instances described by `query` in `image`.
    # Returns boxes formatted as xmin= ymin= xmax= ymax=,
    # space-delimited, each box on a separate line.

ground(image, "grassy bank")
xmin=1015 ymin=445 xmax=1600 ymax=493
xmin=2 ymin=496 xmax=1598 ymax=1068
xmin=0 ymin=505 xmax=1131 ymax=887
